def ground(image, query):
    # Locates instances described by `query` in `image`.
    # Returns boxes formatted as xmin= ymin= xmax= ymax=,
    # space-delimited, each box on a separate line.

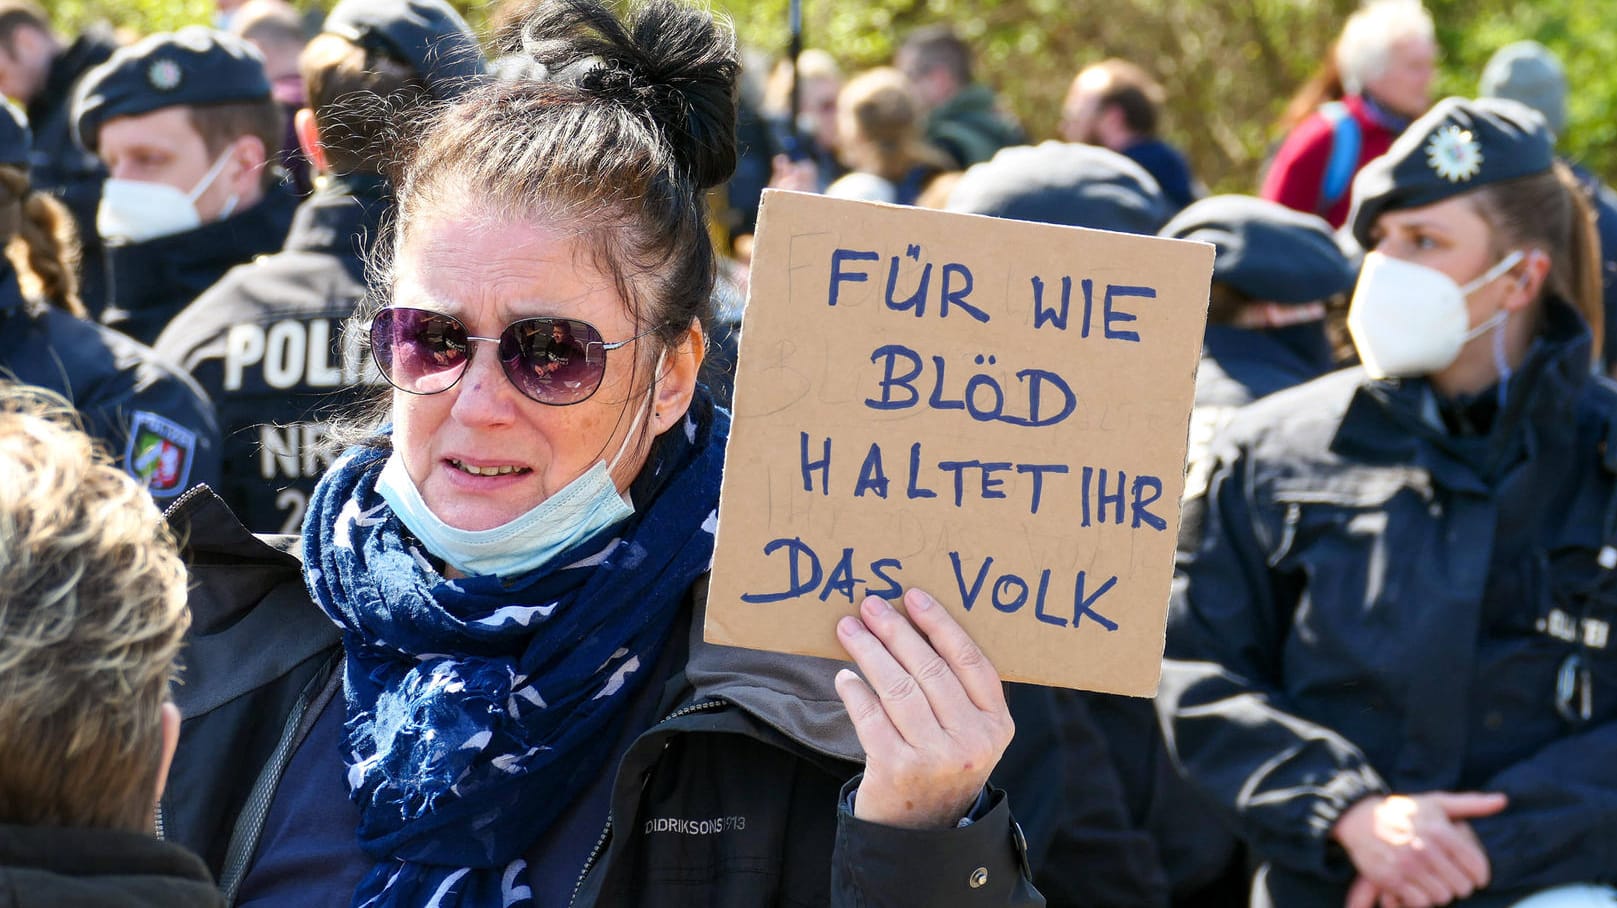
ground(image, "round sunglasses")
xmin=369 ymin=306 xmax=656 ymax=406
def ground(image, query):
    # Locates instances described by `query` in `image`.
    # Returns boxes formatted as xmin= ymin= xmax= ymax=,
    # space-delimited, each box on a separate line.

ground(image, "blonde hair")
xmin=0 ymin=165 xmax=83 ymax=317
xmin=1473 ymin=162 xmax=1605 ymax=362
xmin=836 ymin=66 xmax=952 ymax=182
xmin=0 ymin=384 xmax=190 ymax=831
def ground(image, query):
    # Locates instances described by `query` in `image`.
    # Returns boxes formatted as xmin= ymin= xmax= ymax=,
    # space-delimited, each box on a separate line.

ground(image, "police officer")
xmin=1160 ymin=97 xmax=1617 ymax=908
xmin=154 ymin=0 xmax=485 ymax=533
xmin=0 ymin=101 xmax=220 ymax=504
xmin=1162 ymin=195 xmax=1356 ymax=471
xmin=71 ymin=27 xmax=298 ymax=346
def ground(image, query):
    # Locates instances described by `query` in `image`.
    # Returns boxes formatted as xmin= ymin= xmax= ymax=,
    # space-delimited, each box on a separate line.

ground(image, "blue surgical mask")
xmin=378 ymin=362 xmax=659 ymax=578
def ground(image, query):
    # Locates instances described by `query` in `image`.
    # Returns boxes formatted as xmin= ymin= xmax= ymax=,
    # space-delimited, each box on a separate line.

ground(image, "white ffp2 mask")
xmin=1346 ymin=249 xmax=1525 ymax=379
xmin=97 ymin=148 xmax=240 ymax=244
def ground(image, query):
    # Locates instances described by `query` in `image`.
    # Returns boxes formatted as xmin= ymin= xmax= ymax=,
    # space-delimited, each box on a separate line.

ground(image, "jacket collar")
xmin=679 ymin=576 xmax=863 ymax=763
xmin=283 ymin=171 xmax=393 ymax=264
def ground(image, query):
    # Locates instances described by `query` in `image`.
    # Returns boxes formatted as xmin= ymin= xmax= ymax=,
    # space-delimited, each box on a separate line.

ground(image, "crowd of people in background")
xmin=2 ymin=0 xmax=1617 ymax=904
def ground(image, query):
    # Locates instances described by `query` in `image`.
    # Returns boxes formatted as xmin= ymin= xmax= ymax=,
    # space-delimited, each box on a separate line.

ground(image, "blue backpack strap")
xmin=1319 ymin=101 xmax=1361 ymax=212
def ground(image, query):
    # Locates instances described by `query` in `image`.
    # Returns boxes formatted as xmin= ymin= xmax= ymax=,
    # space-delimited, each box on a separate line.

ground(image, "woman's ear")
xmin=1507 ymin=248 xmax=1553 ymax=312
xmin=650 ymin=319 xmax=705 ymax=436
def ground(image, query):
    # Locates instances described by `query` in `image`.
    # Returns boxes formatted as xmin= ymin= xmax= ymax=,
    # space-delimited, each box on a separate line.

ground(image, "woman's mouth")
xmin=448 ymin=459 xmax=532 ymax=477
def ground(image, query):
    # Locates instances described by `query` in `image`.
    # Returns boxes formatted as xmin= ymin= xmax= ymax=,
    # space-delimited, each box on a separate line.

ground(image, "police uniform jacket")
xmin=158 ymin=488 xmax=1044 ymax=907
xmin=102 ymin=181 xmax=299 ymax=346
xmin=26 ymin=25 xmax=116 ymax=315
xmin=0 ymin=264 xmax=221 ymax=503
xmin=1159 ymin=297 xmax=1617 ymax=906
xmin=154 ymin=174 xmax=386 ymax=533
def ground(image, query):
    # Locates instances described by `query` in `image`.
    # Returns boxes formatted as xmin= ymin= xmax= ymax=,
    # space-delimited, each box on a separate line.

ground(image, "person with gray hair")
xmin=1261 ymin=0 xmax=1436 ymax=228
xmin=1480 ymin=39 xmax=1617 ymax=378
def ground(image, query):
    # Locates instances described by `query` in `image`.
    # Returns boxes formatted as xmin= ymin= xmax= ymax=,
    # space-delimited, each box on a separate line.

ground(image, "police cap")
xmin=946 ymin=141 xmax=1171 ymax=236
xmin=0 ymin=101 xmax=30 ymax=168
xmin=72 ymin=27 xmax=271 ymax=153
xmin=1348 ymin=96 xmax=1554 ymax=250
xmin=323 ymin=0 xmax=486 ymax=101
xmin=1161 ymin=195 xmax=1355 ymax=304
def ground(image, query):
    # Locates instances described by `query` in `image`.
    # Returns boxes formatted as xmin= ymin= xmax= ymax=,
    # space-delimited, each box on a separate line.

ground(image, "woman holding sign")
xmin=155 ymin=1 xmax=1037 ymax=906
xmin=1162 ymin=96 xmax=1617 ymax=908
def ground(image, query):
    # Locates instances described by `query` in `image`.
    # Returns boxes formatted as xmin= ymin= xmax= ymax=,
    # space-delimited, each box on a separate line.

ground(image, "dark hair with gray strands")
xmin=375 ymin=0 xmax=738 ymax=357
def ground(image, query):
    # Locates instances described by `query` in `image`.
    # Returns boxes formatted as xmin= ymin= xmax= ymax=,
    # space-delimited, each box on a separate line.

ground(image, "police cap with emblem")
xmin=323 ymin=0 xmax=486 ymax=101
xmin=946 ymin=140 xmax=1172 ymax=236
xmin=0 ymin=100 xmax=31 ymax=169
xmin=1348 ymin=96 xmax=1554 ymax=250
xmin=1162 ymin=195 xmax=1356 ymax=304
xmin=71 ymin=27 xmax=271 ymax=154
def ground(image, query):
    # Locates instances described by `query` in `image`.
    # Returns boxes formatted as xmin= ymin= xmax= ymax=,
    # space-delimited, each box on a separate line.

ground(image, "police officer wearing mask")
xmin=1161 ymin=97 xmax=1617 ymax=908
xmin=0 ymin=100 xmax=221 ymax=504
xmin=154 ymin=0 xmax=485 ymax=534
xmin=71 ymin=27 xmax=298 ymax=346
xmin=1164 ymin=195 xmax=1356 ymax=471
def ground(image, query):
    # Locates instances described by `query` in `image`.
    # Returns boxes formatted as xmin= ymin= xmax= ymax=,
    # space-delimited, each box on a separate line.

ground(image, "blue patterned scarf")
xmin=304 ymin=394 xmax=726 ymax=908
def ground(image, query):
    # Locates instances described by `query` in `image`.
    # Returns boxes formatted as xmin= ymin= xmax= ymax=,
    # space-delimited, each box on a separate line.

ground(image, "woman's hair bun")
xmin=502 ymin=0 xmax=740 ymax=190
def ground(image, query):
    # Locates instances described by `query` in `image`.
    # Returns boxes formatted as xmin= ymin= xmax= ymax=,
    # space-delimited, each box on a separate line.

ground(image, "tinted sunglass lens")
xmin=373 ymin=308 xmax=468 ymax=394
xmin=501 ymin=318 xmax=607 ymax=404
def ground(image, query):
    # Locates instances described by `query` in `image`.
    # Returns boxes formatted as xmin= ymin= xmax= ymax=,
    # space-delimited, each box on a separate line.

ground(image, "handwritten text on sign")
xmin=706 ymin=191 xmax=1212 ymax=693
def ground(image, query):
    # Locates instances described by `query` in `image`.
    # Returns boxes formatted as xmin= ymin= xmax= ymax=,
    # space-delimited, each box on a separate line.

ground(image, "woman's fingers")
xmin=836 ymin=602 xmax=944 ymax=746
xmin=832 ymin=590 xmax=1015 ymax=830
xmin=833 ymin=665 xmax=906 ymax=757
xmin=898 ymin=588 xmax=1010 ymax=716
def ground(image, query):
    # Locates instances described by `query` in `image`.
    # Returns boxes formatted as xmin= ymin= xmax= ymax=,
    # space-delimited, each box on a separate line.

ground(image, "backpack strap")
xmin=1318 ymin=101 xmax=1362 ymax=213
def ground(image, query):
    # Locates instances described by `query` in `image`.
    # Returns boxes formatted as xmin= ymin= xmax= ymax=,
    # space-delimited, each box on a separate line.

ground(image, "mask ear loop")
xmin=1464 ymin=249 xmax=1533 ymax=408
xmin=606 ymin=347 xmax=667 ymax=476
xmin=189 ymin=143 xmax=242 ymax=219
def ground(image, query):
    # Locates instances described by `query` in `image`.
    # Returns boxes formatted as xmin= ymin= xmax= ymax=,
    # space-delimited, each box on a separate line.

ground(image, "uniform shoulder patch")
xmin=124 ymin=410 xmax=197 ymax=496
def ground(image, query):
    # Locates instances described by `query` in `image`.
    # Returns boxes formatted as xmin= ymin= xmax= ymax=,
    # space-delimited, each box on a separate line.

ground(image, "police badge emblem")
xmin=1425 ymin=124 xmax=1483 ymax=183
xmin=124 ymin=411 xmax=196 ymax=496
xmin=147 ymin=58 xmax=184 ymax=92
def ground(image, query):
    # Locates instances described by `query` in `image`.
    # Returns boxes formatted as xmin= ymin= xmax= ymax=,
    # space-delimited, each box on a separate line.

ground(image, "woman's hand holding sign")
xmin=834 ymin=587 xmax=1015 ymax=829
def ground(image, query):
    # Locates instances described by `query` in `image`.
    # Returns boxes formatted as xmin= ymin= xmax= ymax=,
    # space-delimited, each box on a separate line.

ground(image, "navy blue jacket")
xmin=154 ymin=174 xmax=386 ymax=533
xmin=0 ymin=266 xmax=220 ymax=502
xmin=1161 ymin=298 xmax=1617 ymax=906
xmin=1122 ymin=138 xmax=1197 ymax=213
xmin=102 ymin=183 xmax=299 ymax=347
xmin=26 ymin=26 xmax=116 ymax=316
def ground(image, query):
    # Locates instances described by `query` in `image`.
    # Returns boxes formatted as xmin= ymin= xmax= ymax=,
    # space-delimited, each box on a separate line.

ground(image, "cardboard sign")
xmin=705 ymin=190 xmax=1212 ymax=694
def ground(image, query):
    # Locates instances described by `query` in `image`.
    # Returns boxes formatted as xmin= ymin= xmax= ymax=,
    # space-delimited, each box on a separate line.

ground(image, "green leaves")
xmin=48 ymin=0 xmax=1617 ymax=189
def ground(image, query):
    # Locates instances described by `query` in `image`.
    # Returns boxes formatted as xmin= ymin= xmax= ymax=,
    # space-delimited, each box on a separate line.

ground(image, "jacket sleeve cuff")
xmin=1306 ymin=767 xmax=1389 ymax=880
xmin=833 ymin=774 xmax=1042 ymax=907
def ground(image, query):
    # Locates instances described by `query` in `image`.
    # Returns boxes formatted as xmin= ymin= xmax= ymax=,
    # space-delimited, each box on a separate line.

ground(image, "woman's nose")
xmin=450 ymin=338 xmax=519 ymax=424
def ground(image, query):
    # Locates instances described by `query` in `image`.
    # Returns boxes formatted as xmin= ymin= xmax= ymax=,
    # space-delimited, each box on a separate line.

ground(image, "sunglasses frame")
xmin=368 ymin=306 xmax=658 ymax=407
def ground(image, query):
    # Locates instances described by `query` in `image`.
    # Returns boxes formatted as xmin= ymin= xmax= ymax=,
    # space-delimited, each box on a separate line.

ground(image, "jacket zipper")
xmin=568 ymin=698 xmax=725 ymax=907
xmin=152 ymin=484 xmax=211 ymax=844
